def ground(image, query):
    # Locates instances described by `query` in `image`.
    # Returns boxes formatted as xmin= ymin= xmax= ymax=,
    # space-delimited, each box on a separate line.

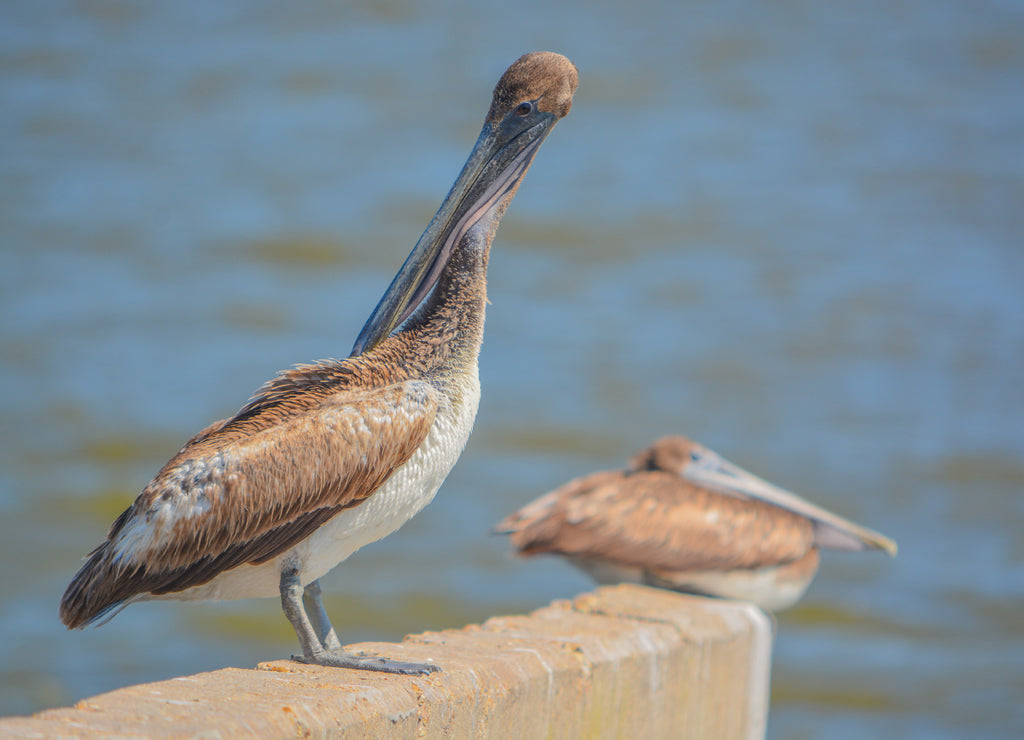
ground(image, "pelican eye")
xmin=515 ymin=101 xmax=534 ymax=117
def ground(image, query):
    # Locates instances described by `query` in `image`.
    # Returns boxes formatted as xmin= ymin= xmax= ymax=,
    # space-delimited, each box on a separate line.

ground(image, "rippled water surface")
xmin=2 ymin=1 xmax=1022 ymax=737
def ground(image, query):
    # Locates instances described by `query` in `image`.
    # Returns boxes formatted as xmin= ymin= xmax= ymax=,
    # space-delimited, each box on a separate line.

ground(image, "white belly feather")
xmin=158 ymin=369 xmax=480 ymax=603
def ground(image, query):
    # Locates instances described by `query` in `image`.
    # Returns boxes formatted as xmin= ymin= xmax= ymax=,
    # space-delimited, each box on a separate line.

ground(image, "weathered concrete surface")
xmin=0 ymin=585 xmax=772 ymax=739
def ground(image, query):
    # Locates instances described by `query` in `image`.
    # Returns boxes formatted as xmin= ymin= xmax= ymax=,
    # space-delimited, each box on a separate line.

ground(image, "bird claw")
xmin=291 ymin=650 xmax=440 ymax=675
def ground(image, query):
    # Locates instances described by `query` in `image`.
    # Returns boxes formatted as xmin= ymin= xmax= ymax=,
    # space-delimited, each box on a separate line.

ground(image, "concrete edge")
xmin=0 ymin=585 xmax=773 ymax=739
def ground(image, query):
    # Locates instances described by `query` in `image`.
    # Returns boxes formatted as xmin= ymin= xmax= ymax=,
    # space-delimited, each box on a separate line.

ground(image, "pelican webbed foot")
xmin=279 ymin=567 xmax=439 ymax=675
xmin=291 ymin=650 xmax=440 ymax=675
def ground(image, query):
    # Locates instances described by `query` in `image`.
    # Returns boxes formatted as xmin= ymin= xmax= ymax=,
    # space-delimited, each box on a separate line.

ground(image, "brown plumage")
xmin=496 ymin=436 xmax=896 ymax=611
xmin=61 ymin=52 xmax=577 ymax=674
xmin=61 ymin=374 xmax=436 ymax=624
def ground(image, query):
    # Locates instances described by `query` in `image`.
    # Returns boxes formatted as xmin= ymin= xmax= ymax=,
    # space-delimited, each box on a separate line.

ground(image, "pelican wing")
xmin=61 ymin=371 xmax=437 ymax=627
xmin=502 ymin=470 xmax=816 ymax=573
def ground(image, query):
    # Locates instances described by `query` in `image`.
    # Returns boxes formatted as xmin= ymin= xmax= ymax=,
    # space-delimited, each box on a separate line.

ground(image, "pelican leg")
xmin=279 ymin=565 xmax=323 ymax=658
xmin=278 ymin=566 xmax=440 ymax=675
xmin=302 ymin=579 xmax=342 ymax=652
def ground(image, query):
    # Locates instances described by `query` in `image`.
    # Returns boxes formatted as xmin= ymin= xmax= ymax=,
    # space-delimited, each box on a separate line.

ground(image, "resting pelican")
xmin=495 ymin=436 xmax=896 ymax=611
xmin=60 ymin=51 xmax=578 ymax=674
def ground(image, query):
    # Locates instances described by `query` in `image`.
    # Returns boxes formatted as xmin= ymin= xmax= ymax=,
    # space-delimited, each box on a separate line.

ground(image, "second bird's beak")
xmin=682 ymin=446 xmax=898 ymax=556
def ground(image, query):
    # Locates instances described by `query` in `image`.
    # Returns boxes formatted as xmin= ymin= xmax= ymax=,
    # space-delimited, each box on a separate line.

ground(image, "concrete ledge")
xmin=1 ymin=585 xmax=773 ymax=739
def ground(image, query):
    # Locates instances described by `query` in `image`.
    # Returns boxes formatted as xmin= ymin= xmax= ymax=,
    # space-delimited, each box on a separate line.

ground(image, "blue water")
xmin=2 ymin=1 xmax=1023 ymax=736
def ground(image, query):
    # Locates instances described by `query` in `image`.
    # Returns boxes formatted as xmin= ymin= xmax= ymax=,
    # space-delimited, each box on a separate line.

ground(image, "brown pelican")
xmin=60 ymin=51 xmax=578 ymax=675
xmin=495 ymin=436 xmax=896 ymax=611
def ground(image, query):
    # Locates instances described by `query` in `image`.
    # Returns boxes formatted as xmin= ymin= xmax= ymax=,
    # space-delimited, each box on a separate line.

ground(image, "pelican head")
xmin=634 ymin=436 xmax=898 ymax=556
xmin=351 ymin=52 xmax=578 ymax=356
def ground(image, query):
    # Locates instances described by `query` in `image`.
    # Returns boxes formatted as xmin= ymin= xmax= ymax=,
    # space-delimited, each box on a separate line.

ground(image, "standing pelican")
xmin=60 ymin=52 xmax=578 ymax=675
xmin=495 ymin=436 xmax=896 ymax=611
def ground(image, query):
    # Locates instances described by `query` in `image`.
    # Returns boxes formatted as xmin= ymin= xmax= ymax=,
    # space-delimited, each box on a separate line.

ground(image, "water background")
xmin=2 ymin=1 xmax=1022 ymax=737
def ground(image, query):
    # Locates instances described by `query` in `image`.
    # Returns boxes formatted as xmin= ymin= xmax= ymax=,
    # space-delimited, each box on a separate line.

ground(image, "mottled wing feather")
xmin=494 ymin=470 xmax=622 ymax=541
xmin=505 ymin=470 xmax=815 ymax=572
xmin=61 ymin=377 xmax=437 ymax=627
